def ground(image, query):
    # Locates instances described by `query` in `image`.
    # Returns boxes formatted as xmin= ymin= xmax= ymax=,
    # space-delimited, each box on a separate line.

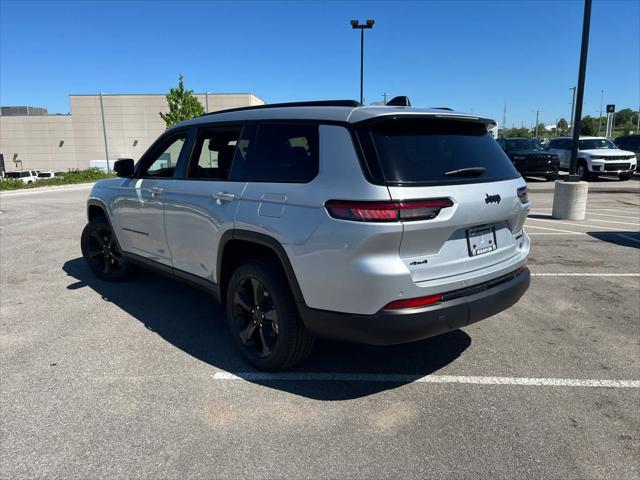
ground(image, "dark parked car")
xmin=497 ymin=137 xmax=559 ymax=181
xmin=615 ymin=135 xmax=640 ymax=158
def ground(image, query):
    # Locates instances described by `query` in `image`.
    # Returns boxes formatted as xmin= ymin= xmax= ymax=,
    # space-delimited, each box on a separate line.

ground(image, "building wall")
xmin=0 ymin=93 xmax=264 ymax=172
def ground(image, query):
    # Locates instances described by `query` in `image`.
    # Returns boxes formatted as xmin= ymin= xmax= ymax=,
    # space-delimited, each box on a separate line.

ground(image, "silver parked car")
xmin=81 ymin=99 xmax=531 ymax=370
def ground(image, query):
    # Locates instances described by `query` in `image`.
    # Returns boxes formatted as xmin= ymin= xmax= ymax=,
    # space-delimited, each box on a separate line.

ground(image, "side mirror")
xmin=114 ymin=158 xmax=134 ymax=177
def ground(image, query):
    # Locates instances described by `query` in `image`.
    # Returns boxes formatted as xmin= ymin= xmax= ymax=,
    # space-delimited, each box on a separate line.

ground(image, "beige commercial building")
xmin=0 ymin=93 xmax=264 ymax=172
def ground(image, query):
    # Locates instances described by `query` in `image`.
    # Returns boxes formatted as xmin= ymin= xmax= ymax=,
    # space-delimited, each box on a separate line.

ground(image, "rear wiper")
xmin=443 ymin=167 xmax=486 ymax=177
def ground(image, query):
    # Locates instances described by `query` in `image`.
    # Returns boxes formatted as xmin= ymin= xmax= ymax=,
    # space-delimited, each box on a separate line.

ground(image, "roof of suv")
xmin=174 ymin=100 xmax=496 ymax=129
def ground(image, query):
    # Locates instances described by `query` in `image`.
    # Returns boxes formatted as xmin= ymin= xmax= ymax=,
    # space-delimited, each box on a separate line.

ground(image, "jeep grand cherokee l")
xmin=497 ymin=137 xmax=559 ymax=181
xmin=81 ymin=99 xmax=531 ymax=370
xmin=547 ymin=136 xmax=637 ymax=181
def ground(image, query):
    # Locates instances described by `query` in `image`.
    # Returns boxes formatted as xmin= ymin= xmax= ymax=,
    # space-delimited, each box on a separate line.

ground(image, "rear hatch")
xmin=355 ymin=115 xmax=529 ymax=283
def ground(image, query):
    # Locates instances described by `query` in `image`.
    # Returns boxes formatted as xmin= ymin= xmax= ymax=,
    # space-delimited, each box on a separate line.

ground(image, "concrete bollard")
xmin=551 ymin=180 xmax=589 ymax=220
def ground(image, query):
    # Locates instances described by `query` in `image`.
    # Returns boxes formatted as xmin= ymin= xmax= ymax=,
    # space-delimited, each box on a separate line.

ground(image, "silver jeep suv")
xmin=81 ymin=99 xmax=531 ymax=370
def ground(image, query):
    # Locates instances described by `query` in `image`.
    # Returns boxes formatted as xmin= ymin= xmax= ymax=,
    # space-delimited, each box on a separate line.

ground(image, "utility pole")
xmin=350 ymin=19 xmax=375 ymax=104
xmin=598 ymin=89 xmax=603 ymax=135
xmin=567 ymin=0 xmax=592 ymax=181
xmin=553 ymin=0 xmax=592 ymax=220
xmin=569 ymin=86 xmax=577 ymax=135
xmin=531 ymin=109 xmax=542 ymax=138
xmin=502 ymin=100 xmax=507 ymax=134
xmin=99 ymin=92 xmax=110 ymax=172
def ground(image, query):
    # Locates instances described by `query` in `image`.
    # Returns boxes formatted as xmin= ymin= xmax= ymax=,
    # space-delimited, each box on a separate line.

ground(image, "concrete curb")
xmin=0 ymin=182 xmax=95 ymax=197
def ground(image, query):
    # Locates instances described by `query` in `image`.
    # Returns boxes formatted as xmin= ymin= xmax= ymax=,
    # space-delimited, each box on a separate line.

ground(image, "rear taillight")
xmin=517 ymin=186 xmax=529 ymax=204
xmin=325 ymin=198 xmax=453 ymax=223
xmin=383 ymin=294 xmax=442 ymax=310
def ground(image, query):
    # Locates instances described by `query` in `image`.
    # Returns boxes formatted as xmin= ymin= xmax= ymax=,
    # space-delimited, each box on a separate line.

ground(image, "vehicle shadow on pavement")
xmin=63 ymin=257 xmax=471 ymax=400
xmin=587 ymin=231 xmax=640 ymax=249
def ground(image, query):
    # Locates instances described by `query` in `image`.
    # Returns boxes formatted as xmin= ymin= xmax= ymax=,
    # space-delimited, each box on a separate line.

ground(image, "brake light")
xmin=384 ymin=294 xmax=442 ymax=310
xmin=325 ymin=198 xmax=453 ymax=222
xmin=517 ymin=186 xmax=529 ymax=204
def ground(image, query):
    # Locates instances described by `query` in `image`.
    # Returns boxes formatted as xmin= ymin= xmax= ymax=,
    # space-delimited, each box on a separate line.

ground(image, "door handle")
xmin=150 ymin=187 xmax=164 ymax=196
xmin=212 ymin=192 xmax=235 ymax=203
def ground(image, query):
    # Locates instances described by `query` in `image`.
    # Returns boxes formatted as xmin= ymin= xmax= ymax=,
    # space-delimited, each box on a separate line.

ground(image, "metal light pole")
xmin=569 ymin=86 xmax=577 ymax=136
xmin=598 ymin=89 xmax=604 ymax=135
xmin=350 ymin=19 xmax=375 ymax=104
xmin=567 ymin=0 xmax=592 ymax=181
xmin=552 ymin=0 xmax=592 ymax=220
xmin=99 ymin=92 xmax=110 ymax=172
xmin=531 ymin=109 xmax=542 ymax=138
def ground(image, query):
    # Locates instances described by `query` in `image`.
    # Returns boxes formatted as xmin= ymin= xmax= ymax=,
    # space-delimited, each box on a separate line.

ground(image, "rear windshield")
xmin=357 ymin=118 xmax=519 ymax=185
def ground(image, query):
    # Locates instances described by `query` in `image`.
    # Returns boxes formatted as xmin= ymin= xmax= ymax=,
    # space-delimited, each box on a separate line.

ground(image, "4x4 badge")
xmin=485 ymin=194 xmax=501 ymax=204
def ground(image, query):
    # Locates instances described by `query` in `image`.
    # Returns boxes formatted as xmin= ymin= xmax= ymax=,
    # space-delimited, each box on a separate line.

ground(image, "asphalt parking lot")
xmin=1 ymin=179 xmax=639 ymax=479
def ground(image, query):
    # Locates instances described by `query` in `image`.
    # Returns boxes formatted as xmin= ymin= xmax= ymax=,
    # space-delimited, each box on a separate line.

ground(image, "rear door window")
xmin=248 ymin=123 xmax=319 ymax=183
xmin=357 ymin=118 xmax=519 ymax=185
xmin=187 ymin=127 xmax=243 ymax=180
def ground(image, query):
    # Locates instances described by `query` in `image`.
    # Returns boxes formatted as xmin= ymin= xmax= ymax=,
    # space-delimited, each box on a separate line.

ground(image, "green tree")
xmin=557 ymin=118 xmax=568 ymax=135
xmin=532 ymin=123 xmax=546 ymax=137
xmin=159 ymin=74 xmax=205 ymax=128
xmin=614 ymin=108 xmax=634 ymax=127
xmin=507 ymin=127 xmax=530 ymax=138
xmin=580 ymin=116 xmax=598 ymax=136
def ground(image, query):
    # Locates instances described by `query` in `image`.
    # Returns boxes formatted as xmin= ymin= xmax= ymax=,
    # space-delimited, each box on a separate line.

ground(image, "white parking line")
xmin=524 ymin=224 xmax=584 ymax=234
xmin=587 ymin=208 xmax=640 ymax=214
xmin=526 ymin=217 xmax=628 ymax=231
xmin=587 ymin=211 xmax=640 ymax=220
xmin=528 ymin=232 xmax=586 ymax=235
xmin=584 ymin=218 xmax=640 ymax=226
xmin=212 ymin=372 xmax=640 ymax=388
xmin=531 ymin=212 xmax=640 ymax=226
xmin=531 ymin=273 xmax=640 ymax=277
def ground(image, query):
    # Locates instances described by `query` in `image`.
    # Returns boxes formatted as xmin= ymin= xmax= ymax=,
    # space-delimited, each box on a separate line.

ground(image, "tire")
xmin=81 ymin=216 xmax=131 ymax=281
xmin=577 ymin=162 xmax=592 ymax=181
xmin=226 ymin=257 xmax=314 ymax=371
xmin=546 ymin=172 xmax=558 ymax=182
xmin=619 ymin=173 xmax=633 ymax=181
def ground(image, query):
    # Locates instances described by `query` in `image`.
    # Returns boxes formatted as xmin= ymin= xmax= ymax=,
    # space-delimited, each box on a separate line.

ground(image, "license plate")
xmin=466 ymin=225 xmax=497 ymax=257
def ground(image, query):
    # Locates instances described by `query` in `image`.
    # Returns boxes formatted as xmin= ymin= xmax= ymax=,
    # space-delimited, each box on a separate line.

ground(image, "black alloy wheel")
xmin=226 ymin=258 xmax=314 ymax=370
xmin=81 ymin=217 xmax=130 ymax=281
xmin=231 ymin=277 xmax=280 ymax=359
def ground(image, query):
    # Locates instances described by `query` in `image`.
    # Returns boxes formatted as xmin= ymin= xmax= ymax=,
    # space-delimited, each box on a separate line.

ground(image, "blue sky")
xmin=1 ymin=0 xmax=638 ymax=128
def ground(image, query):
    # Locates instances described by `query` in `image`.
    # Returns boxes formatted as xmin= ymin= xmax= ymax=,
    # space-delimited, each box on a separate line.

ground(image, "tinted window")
xmin=187 ymin=127 xmax=242 ymax=180
xmin=250 ymin=124 xmax=319 ymax=183
xmin=359 ymin=118 xmax=519 ymax=185
xmin=6 ymin=172 xmax=20 ymax=178
xmin=579 ymin=138 xmax=617 ymax=150
xmin=505 ymin=139 xmax=544 ymax=151
xmin=140 ymin=135 xmax=186 ymax=178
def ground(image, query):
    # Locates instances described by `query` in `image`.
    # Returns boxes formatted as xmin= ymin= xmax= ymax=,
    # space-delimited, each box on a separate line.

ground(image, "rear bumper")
xmin=299 ymin=267 xmax=530 ymax=345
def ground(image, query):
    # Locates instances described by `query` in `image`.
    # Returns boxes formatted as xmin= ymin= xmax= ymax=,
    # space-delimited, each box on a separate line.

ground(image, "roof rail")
xmin=431 ymin=107 xmax=453 ymax=111
xmin=199 ymin=99 xmax=362 ymax=117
